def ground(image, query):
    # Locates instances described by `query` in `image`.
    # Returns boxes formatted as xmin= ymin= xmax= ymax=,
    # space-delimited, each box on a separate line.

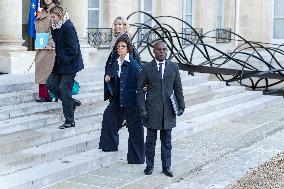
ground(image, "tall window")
xmin=88 ymin=0 xmax=103 ymax=28
xmin=139 ymin=0 xmax=154 ymax=27
xmin=138 ymin=0 xmax=155 ymax=43
xmin=273 ymin=0 xmax=284 ymax=39
xmin=183 ymin=0 xmax=193 ymax=27
xmin=216 ymin=0 xmax=224 ymax=28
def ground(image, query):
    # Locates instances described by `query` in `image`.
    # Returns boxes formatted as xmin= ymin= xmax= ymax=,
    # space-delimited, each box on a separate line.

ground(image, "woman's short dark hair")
xmin=115 ymin=36 xmax=133 ymax=53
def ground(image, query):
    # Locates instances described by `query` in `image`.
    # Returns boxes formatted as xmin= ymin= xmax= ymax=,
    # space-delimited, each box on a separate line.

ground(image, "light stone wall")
xmin=224 ymin=0 xmax=236 ymax=31
xmin=61 ymin=0 xmax=88 ymax=39
xmin=237 ymin=0 xmax=272 ymax=44
xmin=199 ymin=0 xmax=217 ymax=43
xmin=158 ymin=0 xmax=182 ymax=33
xmin=108 ymin=0 xmax=138 ymax=26
xmin=0 ymin=0 xmax=278 ymax=74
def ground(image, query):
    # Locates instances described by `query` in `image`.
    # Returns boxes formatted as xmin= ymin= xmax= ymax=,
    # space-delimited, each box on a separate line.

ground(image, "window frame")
xmin=272 ymin=0 xmax=284 ymax=43
xmin=87 ymin=0 xmax=103 ymax=28
xmin=139 ymin=0 xmax=155 ymax=27
xmin=216 ymin=0 xmax=224 ymax=29
xmin=182 ymin=0 xmax=194 ymax=28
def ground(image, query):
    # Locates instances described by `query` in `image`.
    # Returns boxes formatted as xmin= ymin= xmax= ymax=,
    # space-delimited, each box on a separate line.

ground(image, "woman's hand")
xmin=105 ymin=75 xmax=111 ymax=82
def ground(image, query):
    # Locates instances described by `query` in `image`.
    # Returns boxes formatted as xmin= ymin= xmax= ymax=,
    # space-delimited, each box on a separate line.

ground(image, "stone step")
xmin=0 ymin=86 xmax=248 ymax=156
xmin=0 ymin=84 xmax=232 ymax=154
xmin=0 ymin=86 xmax=260 ymax=155
xmin=48 ymin=102 xmax=284 ymax=189
xmin=168 ymin=130 xmax=284 ymax=189
xmin=167 ymin=110 xmax=284 ymax=189
xmin=0 ymin=147 xmax=128 ymax=189
xmin=0 ymin=74 xmax=35 ymax=94
xmin=0 ymin=73 xmax=207 ymax=108
xmin=0 ymin=81 xmax=103 ymax=107
xmin=1 ymin=95 xmax=282 ymax=189
xmin=0 ymin=115 xmax=61 ymax=135
xmin=72 ymin=82 xmax=232 ymax=122
xmin=187 ymin=85 xmax=245 ymax=106
xmin=0 ymin=90 xmax=37 ymax=107
xmin=0 ymin=78 xmax=225 ymax=122
xmin=0 ymin=115 xmax=103 ymax=155
xmin=0 ymin=92 xmax=104 ymax=121
xmin=174 ymin=95 xmax=283 ymax=139
xmin=0 ymin=69 xmax=202 ymax=96
xmin=0 ymin=80 xmax=240 ymax=138
xmin=0 ymin=126 xmax=129 ymax=177
xmin=181 ymin=90 xmax=263 ymax=121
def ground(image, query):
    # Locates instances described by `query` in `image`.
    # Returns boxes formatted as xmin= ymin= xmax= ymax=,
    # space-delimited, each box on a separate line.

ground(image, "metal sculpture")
xmin=127 ymin=11 xmax=284 ymax=94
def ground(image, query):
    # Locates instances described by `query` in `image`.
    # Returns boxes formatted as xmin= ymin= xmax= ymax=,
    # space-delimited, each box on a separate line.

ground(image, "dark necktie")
xmin=159 ymin=63 xmax=163 ymax=79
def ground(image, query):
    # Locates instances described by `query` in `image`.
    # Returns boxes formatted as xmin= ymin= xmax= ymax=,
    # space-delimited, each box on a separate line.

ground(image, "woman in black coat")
xmin=99 ymin=37 xmax=145 ymax=164
xmin=46 ymin=5 xmax=84 ymax=129
xmin=104 ymin=16 xmax=140 ymax=101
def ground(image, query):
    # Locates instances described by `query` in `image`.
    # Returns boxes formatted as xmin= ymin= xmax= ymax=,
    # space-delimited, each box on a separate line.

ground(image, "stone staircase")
xmin=0 ymin=65 xmax=282 ymax=189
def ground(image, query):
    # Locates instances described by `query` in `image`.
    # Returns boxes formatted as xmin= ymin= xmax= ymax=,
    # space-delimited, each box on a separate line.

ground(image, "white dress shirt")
xmin=156 ymin=59 xmax=165 ymax=79
xmin=117 ymin=53 xmax=130 ymax=78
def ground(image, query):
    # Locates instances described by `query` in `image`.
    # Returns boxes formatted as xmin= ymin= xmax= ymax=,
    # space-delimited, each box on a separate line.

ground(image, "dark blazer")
xmin=137 ymin=60 xmax=185 ymax=130
xmin=104 ymin=34 xmax=141 ymax=101
xmin=106 ymin=55 xmax=141 ymax=108
xmin=52 ymin=19 xmax=84 ymax=74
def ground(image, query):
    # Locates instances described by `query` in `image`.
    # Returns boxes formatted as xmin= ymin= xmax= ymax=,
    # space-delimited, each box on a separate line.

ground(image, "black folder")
xmin=170 ymin=92 xmax=180 ymax=116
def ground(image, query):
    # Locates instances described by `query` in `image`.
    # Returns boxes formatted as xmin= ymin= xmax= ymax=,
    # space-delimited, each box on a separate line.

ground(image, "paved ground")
xmin=47 ymin=102 xmax=284 ymax=189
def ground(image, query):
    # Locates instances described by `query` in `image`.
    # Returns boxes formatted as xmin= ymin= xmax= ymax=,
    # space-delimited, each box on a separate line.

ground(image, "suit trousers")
xmin=99 ymin=101 xmax=145 ymax=164
xmin=145 ymin=128 xmax=172 ymax=170
xmin=46 ymin=73 xmax=76 ymax=123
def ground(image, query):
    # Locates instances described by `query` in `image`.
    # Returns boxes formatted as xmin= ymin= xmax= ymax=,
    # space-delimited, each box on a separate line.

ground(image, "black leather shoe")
xmin=73 ymin=99 xmax=81 ymax=111
xmin=144 ymin=167 xmax=153 ymax=175
xmin=36 ymin=98 xmax=52 ymax=102
xmin=162 ymin=169 xmax=173 ymax=177
xmin=59 ymin=122 xmax=75 ymax=129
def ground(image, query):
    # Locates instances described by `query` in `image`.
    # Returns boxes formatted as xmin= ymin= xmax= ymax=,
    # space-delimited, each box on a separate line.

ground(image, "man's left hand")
xmin=178 ymin=109 xmax=184 ymax=116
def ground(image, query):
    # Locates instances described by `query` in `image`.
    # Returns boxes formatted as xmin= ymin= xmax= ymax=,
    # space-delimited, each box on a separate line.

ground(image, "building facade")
xmin=0 ymin=0 xmax=282 ymax=74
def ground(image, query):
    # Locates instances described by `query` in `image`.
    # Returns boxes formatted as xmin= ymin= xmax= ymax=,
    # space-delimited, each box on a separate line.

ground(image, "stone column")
xmin=61 ymin=0 xmax=98 ymax=68
xmin=0 ymin=0 xmax=25 ymax=50
xmin=61 ymin=0 xmax=88 ymax=40
xmin=0 ymin=0 xmax=36 ymax=74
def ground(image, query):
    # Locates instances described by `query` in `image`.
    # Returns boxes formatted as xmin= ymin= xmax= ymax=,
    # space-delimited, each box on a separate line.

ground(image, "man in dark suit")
xmin=137 ymin=41 xmax=185 ymax=177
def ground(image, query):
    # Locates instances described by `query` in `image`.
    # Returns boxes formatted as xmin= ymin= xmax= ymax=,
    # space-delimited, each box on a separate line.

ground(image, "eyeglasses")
xmin=117 ymin=45 xmax=127 ymax=49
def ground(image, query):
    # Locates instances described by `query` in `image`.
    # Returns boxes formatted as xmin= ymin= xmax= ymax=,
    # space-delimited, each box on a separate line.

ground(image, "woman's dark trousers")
xmin=99 ymin=102 xmax=145 ymax=164
xmin=46 ymin=73 xmax=76 ymax=123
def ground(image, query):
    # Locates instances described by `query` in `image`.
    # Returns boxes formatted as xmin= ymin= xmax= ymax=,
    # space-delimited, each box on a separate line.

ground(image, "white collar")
xmin=155 ymin=59 xmax=166 ymax=64
xmin=117 ymin=53 xmax=130 ymax=64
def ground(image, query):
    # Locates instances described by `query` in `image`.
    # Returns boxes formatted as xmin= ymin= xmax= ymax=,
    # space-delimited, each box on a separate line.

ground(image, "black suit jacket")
xmin=137 ymin=59 xmax=185 ymax=130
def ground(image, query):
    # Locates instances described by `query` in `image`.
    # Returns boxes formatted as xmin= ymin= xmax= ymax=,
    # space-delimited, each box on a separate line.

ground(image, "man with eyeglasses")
xmin=137 ymin=41 xmax=185 ymax=177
